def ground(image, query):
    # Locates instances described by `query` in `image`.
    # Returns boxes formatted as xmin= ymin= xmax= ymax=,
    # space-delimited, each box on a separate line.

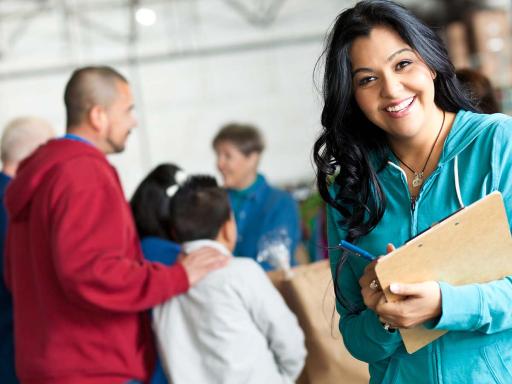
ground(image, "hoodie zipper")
xmin=387 ymin=162 xmax=419 ymax=236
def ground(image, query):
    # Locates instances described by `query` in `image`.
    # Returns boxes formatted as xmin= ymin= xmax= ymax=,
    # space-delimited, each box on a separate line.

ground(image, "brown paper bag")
xmin=268 ymin=261 xmax=369 ymax=384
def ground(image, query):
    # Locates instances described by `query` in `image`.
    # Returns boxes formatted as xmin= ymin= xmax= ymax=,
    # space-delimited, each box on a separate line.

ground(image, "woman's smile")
xmin=383 ymin=96 xmax=416 ymax=117
xmin=350 ymin=25 xmax=441 ymax=140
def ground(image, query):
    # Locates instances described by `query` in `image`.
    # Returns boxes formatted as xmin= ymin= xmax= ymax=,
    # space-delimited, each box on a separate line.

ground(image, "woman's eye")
xmin=396 ymin=60 xmax=412 ymax=70
xmin=358 ymin=76 xmax=376 ymax=87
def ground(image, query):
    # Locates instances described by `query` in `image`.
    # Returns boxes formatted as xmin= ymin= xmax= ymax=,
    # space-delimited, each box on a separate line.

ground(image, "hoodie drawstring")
xmin=454 ymin=155 xmax=465 ymax=209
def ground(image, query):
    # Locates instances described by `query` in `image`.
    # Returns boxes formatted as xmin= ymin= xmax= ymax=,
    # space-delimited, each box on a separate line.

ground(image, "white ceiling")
xmin=0 ymin=0 xmax=355 ymax=79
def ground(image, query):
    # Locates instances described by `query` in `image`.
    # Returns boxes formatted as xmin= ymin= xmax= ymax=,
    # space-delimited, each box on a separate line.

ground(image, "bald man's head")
xmin=1 ymin=116 xmax=55 ymax=175
xmin=64 ymin=66 xmax=128 ymax=129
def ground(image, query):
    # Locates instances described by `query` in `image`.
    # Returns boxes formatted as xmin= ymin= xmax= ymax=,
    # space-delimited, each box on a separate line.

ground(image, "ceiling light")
xmin=135 ymin=7 xmax=157 ymax=26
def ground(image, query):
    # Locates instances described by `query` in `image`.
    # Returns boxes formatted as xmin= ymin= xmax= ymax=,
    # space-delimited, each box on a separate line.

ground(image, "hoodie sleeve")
xmin=430 ymin=116 xmax=512 ymax=333
xmin=493 ymin=117 xmax=512 ymax=229
xmin=50 ymin=159 xmax=189 ymax=313
xmin=327 ymin=204 xmax=402 ymax=363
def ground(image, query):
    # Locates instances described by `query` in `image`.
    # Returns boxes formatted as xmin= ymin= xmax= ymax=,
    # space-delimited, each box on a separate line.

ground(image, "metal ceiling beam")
xmin=0 ymin=32 xmax=323 ymax=81
xmin=222 ymin=0 xmax=287 ymax=27
xmin=2 ymin=0 xmax=53 ymax=54
xmin=73 ymin=12 xmax=131 ymax=43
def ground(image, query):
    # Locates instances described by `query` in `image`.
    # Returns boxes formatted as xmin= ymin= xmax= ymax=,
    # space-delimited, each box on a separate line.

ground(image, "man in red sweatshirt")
xmin=3 ymin=66 xmax=227 ymax=384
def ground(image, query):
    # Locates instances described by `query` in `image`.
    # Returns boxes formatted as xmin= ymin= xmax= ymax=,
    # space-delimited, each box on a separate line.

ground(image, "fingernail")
xmin=390 ymin=283 xmax=400 ymax=293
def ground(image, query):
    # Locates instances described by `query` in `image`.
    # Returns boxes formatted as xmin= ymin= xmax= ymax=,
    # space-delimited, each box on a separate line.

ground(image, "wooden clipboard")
xmin=374 ymin=192 xmax=512 ymax=354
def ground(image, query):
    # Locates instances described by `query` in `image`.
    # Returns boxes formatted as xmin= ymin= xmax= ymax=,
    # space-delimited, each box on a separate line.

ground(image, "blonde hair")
xmin=1 ymin=116 xmax=55 ymax=164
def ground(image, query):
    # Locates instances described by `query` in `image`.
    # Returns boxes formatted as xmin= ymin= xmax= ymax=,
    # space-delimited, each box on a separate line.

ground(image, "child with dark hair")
xmin=153 ymin=175 xmax=306 ymax=384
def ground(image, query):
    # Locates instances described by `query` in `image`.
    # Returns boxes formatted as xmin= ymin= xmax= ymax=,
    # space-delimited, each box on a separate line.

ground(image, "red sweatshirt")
xmin=4 ymin=139 xmax=189 ymax=384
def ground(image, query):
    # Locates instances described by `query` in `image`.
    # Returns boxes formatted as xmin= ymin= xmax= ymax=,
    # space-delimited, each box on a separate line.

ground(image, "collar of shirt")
xmin=182 ymin=239 xmax=232 ymax=257
xmin=61 ymin=133 xmax=93 ymax=146
xmin=229 ymin=174 xmax=267 ymax=201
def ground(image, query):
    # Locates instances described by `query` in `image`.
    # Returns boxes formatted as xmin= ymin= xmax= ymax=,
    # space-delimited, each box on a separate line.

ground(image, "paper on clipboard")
xmin=374 ymin=191 xmax=512 ymax=354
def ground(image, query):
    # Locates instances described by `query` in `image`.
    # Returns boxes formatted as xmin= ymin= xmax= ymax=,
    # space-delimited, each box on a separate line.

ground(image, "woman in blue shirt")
xmin=314 ymin=1 xmax=512 ymax=383
xmin=213 ymin=123 xmax=301 ymax=271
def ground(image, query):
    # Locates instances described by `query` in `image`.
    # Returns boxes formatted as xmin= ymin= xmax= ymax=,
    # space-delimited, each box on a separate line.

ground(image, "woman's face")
xmin=350 ymin=25 xmax=439 ymax=142
xmin=215 ymin=140 xmax=260 ymax=189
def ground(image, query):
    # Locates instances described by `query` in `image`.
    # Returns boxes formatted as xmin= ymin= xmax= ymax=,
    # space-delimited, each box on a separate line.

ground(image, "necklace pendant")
xmin=412 ymin=172 xmax=424 ymax=188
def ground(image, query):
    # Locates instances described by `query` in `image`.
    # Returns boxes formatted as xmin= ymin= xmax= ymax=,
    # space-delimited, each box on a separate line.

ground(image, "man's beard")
xmin=105 ymin=124 xmax=127 ymax=154
xmin=106 ymin=136 xmax=125 ymax=153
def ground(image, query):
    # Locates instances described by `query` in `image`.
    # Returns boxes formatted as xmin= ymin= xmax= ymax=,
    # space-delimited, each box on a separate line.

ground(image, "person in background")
xmin=314 ymin=1 xmax=512 ymax=383
xmin=456 ymin=68 xmax=501 ymax=113
xmin=153 ymin=175 xmax=306 ymax=384
xmin=130 ymin=163 xmax=186 ymax=384
xmin=3 ymin=66 xmax=227 ymax=384
xmin=0 ymin=116 xmax=54 ymax=384
xmin=212 ymin=123 xmax=300 ymax=271
xmin=131 ymin=163 xmax=186 ymax=266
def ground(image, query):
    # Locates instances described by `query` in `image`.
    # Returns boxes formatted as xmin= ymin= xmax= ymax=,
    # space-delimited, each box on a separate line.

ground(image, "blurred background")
xmin=0 ymin=0 xmax=511 ymax=261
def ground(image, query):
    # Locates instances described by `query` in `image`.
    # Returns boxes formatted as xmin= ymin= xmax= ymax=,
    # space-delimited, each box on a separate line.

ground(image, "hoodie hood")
xmin=379 ymin=110 xmax=506 ymax=171
xmin=6 ymin=139 xmax=106 ymax=220
xmin=440 ymin=110 xmax=507 ymax=164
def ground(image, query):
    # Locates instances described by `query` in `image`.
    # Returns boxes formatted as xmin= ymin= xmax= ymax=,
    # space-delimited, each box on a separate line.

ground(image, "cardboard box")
xmin=445 ymin=22 xmax=471 ymax=69
xmin=468 ymin=9 xmax=512 ymax=87
xmin=268 ymin=261 xmax=370 ymax=384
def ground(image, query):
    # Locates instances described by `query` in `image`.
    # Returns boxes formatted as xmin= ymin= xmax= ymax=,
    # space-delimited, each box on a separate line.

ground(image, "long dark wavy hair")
xmin=313 ymin=0 xmax=477 ymax=310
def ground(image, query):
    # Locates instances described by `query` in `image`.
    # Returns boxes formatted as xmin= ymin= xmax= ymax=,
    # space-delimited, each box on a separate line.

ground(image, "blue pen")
xmin=338 ymin=240 xmax=376 ymax=261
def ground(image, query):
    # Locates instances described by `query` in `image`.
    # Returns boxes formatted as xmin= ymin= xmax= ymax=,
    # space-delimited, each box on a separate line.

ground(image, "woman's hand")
xmin=359 ymin=243 xmax=395 ymax=311
xmin=359 ymin=259 xmax=384 ymax=311
xmin=376 ymin=281 xmax=442 ymax=329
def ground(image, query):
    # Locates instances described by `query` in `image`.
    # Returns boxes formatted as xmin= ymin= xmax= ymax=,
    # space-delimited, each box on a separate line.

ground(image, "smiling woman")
xmin=314 ymin=1 xmax=512 ymax=383
xmin=350 ymin=26 xmax=450 ymax=195
xmin=212 ymin=123 xmax=301 ymax=271
xmin=351 ymin=28 xmax=440 ymax=141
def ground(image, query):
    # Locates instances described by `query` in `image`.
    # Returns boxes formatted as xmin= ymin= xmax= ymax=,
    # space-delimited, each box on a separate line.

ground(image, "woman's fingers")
xmin=375 ymin=281 xmax=442 ymax=328
xmin=378 ymin=316 xmax=397 ymax=329
xmin=362 ymin=290 xmax=384 ymax=311
xmin=359 ymin=244 xmax=398 ymax=313
xmin=359 ymin=259 xmax=379 ymax=287
xmin=363 ymin=259 xmax=378 ymax=274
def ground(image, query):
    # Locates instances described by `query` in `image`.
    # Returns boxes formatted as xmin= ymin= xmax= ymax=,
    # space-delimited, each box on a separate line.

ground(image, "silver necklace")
xmin=393 ymin=110 xmax=445 ymax=188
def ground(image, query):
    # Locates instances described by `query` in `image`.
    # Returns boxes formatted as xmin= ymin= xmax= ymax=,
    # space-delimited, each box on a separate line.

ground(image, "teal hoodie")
xmin=327 ymin=110 xmax=512 ymax=384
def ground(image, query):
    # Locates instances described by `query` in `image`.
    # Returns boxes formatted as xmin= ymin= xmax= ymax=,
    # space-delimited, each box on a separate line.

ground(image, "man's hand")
xmin=180 ymin=247 xmax=229 ymax=286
